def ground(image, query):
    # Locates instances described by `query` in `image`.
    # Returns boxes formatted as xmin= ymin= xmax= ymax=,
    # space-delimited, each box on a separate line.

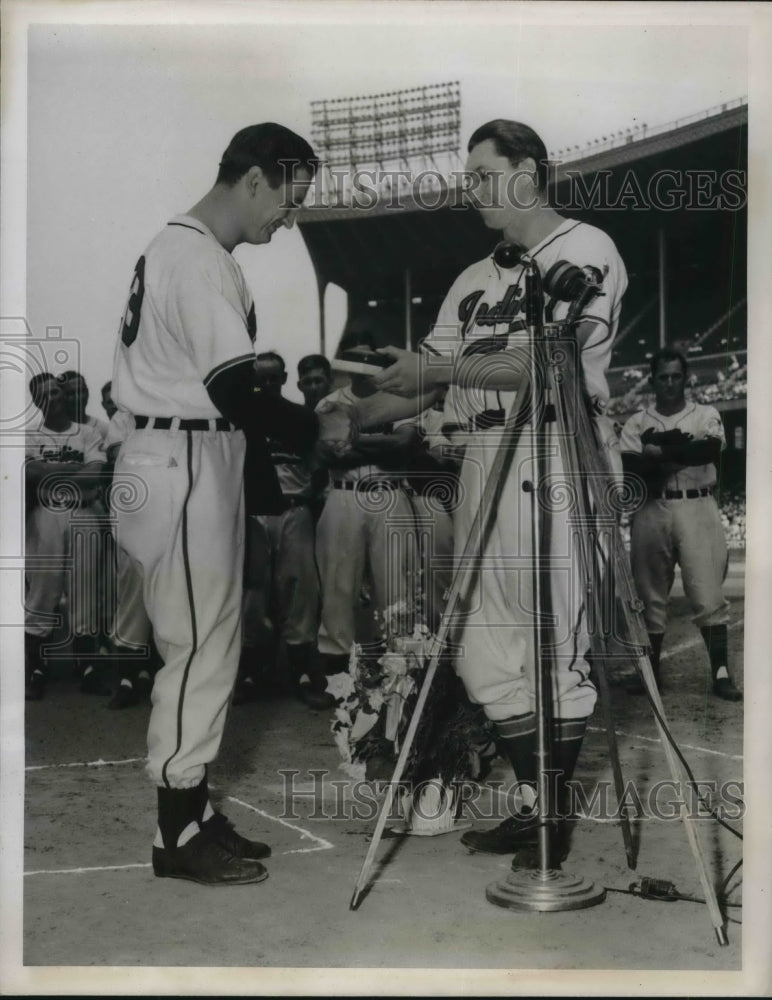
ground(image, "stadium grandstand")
xmin=297 ymin=89 xmax=747 ymax=508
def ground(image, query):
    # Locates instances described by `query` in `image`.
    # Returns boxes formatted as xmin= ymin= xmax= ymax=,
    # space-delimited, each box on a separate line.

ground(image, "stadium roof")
xmin=550 ymin=97 xmax=747 ymax=179
xmin=297 ymin=100 xmax=747 ymax=301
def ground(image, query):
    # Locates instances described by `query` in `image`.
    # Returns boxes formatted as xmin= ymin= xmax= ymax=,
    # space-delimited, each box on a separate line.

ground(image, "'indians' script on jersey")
xmin=420 ymin=219 xmax=627 ymax=428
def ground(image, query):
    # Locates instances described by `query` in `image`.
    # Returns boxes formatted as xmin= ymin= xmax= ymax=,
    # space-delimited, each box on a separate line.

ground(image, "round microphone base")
xmin=486 ymin=867 xmax=606 ymax=912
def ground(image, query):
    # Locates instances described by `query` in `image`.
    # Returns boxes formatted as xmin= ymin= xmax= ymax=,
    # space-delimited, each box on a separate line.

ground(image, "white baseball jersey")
xmin=112 ymin=212 xmax=253 ymax=788
xmin=104 ymin=410 xmax=136 ymax=450
xmin=619 ymin=401 xmax=725 ymax=492
xmin=25 ymin=421 xmax=108 ymax=637
xmin=84 ymin=414 xmax=110 ymax=440
xmin=112 ymin=214 xmax=257 ymax=419
xmin=26 ymin=421 xmax=106 ymax=467
xmin=420 ymin=219 xmax=628 ymax=425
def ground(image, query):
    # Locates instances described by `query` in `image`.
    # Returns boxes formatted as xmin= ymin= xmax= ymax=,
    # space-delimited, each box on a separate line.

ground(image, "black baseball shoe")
xmin=108 ymin=681 xmax=138 ymax=710
xmin=25 ymin=669 xmax=46 ymax=701
xmin=231 ymin=675 xmax=261 ymax=706
xmin=203 ymin=812 xmax=271 ymax=861
xmin=80 ymin=666 xmax=109 ymax=695
xmin=135 ymin=672 xmax=154 ymax=701
xmin=713 ymin=677 xmax=742 ymax=702
xmin=461 ymin=814 xmax=541 ymax=855
xmin=296 ymin=682 xmax=336 ymax=711
xmin=509 ymin=822 xmax=570 ymax=870
xmin=152 ymin=826 xmax=268 ymax=885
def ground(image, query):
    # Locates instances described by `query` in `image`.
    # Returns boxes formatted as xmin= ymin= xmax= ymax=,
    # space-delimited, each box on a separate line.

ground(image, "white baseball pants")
xmin=114 ymin=425 xmax=245 ymax=788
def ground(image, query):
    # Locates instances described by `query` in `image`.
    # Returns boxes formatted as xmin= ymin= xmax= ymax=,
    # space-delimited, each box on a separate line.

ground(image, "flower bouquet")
xmin=330 ymin=600 xmax=496 ymax=835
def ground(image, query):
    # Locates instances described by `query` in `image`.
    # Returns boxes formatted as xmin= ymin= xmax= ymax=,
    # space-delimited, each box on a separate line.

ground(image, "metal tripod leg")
xmin=546 ymin=332 xmax=727 ymax=944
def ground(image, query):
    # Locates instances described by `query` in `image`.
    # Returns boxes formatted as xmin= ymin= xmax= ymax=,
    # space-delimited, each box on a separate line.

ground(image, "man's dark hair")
xmin=216 ymin=123 xmax=319 ymax=189
xmin=255 ymin=351 xmax=286 ymax=372
xmin=29 ymin=372 xmax=55 ymax=407
xmin=298 ymin=354 xmax=331 ymax=378
xmin=467 ymin=119 xmax=550 ymax=193
xmin=101 ymin=381 xmax=112 ymax=395
xmin=57 ymin=369 xmax=81 ymax=383
xmin=650 ymin=348 xmax=688 ymax=378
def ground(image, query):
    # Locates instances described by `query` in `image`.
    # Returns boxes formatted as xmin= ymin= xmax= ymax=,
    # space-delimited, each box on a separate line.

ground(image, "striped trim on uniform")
xmin=167 ymin=221 xmax=208 ymax=236
xmin=552 ymin=718 xmax=587 ymax=743
xmin=495 ymin=713 xmax=537 ymax=741
xmin=419 ymin=339 xmax=444 ymax=358
xmin=203 ymin=353 xmax=257 ymax=388
xmin=577 ymin=314 xmax=613 ymax=349
xmin=161 ymin=430 xmax=198 ymax=788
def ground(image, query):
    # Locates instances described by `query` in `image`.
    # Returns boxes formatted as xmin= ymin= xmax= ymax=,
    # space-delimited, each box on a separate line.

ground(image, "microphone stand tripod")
xmin=485 ymin=256 xmax=605 ymax=911
xmin=351 ymin=254 xmax=729 ymax=942
xmin=485 ymin=260 xmax=728 ymax=942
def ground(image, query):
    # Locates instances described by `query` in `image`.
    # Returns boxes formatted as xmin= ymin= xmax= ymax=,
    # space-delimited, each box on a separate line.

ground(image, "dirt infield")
xmin=22 ymin=594 xmax=745 ymax=973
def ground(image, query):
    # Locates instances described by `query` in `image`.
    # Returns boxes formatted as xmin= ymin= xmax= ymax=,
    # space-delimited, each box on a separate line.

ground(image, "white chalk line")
xmin=25 ymin=755 xmax=146 ymax=771
xmin=226 ymin=795 xmax=334 ymax=855
xmin=588 ymin=725 xmax=743 ymax=762
xmin=25 ymin=863 xmax=151 ymax=876
xmin=24 ymin=762 xmax=333 ymax=876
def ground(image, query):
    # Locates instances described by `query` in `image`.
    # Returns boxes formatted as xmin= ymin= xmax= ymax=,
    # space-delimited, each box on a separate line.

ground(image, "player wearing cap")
xmin=620 ymin=348 xmax=741 ymax=701
xmin=111 ymin=123 xmax=355 ymax=887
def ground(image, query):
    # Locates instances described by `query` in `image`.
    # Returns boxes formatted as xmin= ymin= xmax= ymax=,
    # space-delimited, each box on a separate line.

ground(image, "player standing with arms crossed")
xmin=111 ymin=124 xmax=355 ymax=887
xmin=620 ymin=348 xmax=741 ymax=701
xmin=363 ymin=119 xmax=627 ymax=865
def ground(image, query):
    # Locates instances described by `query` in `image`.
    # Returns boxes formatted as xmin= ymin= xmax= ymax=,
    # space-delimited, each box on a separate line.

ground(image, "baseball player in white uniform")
xmin=366 ymin=119 xmax=628 ymax=865
xmin=25 ymin=373 xmax=107 ymax=699
xmin=620 ymin=348 xmax=741 ymax=701
xmin=315 ymin=346 xmax=421 ymax=683
xmin=111 ymin=123 xmax=354 ymax=887
xmin=103 ymin=409 xmax=157 ymax=709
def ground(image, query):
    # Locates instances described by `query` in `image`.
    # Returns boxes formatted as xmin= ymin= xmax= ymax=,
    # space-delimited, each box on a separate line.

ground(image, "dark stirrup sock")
xmin=551 ymin=718 xmax=587 ymax=819
xmin=700 ymin=624 xmax=728 ymax=681
xmin=494 ymin=713 xmax=537 ymax=812
xmin=156 ymin=781 xmax=206 ymax=851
